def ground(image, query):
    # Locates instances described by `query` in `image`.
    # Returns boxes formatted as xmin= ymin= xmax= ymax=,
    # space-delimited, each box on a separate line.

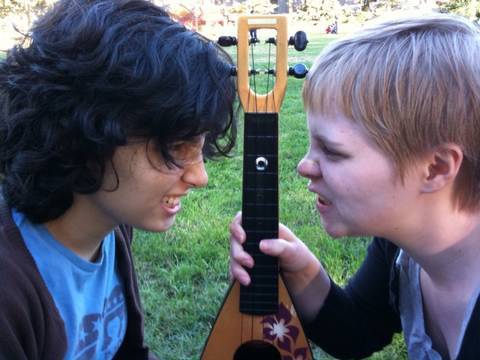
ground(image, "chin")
xmin=137 ymin=217 xmax=177 ymax=233
xmin=326 ymin=230 xmax=348 ymax=239
xmin=323 ymin=222 xmax=352 ymax=239
xmin=328 ymin=227 xmax=369 ymax=240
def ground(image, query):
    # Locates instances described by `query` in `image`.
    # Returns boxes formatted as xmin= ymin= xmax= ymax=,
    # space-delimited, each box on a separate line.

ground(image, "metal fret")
xmin=244 ymin=202 xmax=277 ymax=206
xmin=244 ymin=171 xmax=276 ymax=175
xmin=245 ymin=135 xmax=277 ymax=138
xmin=245 ymin=154 xmax=278 ymax=157
xmin=244 ymin=187 xmax=277 ymax=191
xmin=242 ymin=284 xmax=277 ymax=289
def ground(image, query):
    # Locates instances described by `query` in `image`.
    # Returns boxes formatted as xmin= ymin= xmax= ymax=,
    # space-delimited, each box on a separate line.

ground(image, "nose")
xmin=183 ymin=160 xmax=209 ymax=188
xmin=297 ymin=156 xmax=322 ymax=179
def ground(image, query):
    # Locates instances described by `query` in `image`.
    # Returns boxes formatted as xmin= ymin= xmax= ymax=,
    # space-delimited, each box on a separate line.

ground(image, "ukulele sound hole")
xmin=233 ymin=340 xmax=281 ymax=360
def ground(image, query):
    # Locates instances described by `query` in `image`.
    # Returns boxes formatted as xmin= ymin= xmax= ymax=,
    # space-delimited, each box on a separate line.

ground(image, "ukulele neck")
xmin=240 ymin=112 xmax=279 ymax=315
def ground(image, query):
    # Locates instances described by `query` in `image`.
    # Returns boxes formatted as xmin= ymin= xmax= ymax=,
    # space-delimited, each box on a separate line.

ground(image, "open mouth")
xmin=162 ymin=197 xmax=181 ymax=209
xmin=317 ymin=194 xmax=332 ymax=206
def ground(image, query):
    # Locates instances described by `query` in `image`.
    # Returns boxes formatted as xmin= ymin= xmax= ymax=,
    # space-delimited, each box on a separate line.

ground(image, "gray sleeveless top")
xmin=396 ymin=250 xmax=478 ymax=360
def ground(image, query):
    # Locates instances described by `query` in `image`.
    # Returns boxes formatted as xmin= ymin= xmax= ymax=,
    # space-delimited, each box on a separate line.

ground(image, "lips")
xmin=308 ymin=184 xmax=332 ymax=206
xmin=162 ymin=196 xmax=180 ymax=209
xmin=161 ymin=195 xmax=186 ymax=215
xmin=317 ymin=194 xmax=332 ymax=206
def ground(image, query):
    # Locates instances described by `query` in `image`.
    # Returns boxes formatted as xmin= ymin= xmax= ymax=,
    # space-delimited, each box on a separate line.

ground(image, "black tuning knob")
xmin=288 ymin=63 xmax=308 ymax=79
xmin=266 ymin=37 xmax=277 ymax=45
xmin=218 ymin=36 xmax=237 ymax=47
xmin=288 ymin=31 xmax=308 ymax=51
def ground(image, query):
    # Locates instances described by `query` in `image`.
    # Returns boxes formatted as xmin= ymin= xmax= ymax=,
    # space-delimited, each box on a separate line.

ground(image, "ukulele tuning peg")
xmin=266 ymin=69 xmax=276 ymax=76
xmin=217 ymin=36 xmax=237 ymax=47
xmin=249 ymin=69 xmax=260 ymax=76
xmin=288 ymin=31 xmax=308 ymax=51
xmin=230 ymin=66 xmax=237 ymax=76
xmin=266 ymin=37 xmax=277 ymax=45
xmin=288 ymin=63 xmax=309 ymax=79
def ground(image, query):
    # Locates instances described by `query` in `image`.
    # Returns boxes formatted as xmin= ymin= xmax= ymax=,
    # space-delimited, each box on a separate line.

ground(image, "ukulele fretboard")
xmin=240 ymin=112 xmax=279 ymax=315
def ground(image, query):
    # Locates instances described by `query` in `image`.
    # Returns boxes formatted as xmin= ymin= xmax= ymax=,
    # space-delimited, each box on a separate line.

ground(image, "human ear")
xmin=421 ymin=143 xmax=463 ymax=193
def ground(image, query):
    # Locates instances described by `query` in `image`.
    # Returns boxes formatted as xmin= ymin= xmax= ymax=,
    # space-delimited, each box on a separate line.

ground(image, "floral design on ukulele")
xmin=262 ymin=302 xmax=309 ymax=360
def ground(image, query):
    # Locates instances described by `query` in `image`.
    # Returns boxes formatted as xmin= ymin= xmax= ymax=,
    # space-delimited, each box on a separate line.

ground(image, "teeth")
xmin=163 ymin=197 xmax=180 ymax=208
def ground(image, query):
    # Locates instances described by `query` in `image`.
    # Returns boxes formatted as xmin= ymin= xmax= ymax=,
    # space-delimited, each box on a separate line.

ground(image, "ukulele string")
xmin=250 ymin=32 xmax=258 ymax=113
xmin=265 ymin=40 xmax=272 ymax=113
xmin=251 ymin=29 xmax=260 ymax=337
xmin=271 ymin=37 xmax=277 ymax=113
xmin=247 ymin=52 xmax=251 ymax=112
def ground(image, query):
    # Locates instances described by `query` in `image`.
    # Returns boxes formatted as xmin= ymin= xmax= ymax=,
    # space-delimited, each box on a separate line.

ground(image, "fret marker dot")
xmin=256 ymin=157 xmax=268 ymax=171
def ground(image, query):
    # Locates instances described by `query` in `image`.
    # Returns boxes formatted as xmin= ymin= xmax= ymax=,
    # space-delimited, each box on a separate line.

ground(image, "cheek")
xmin=322 ymin=162 xmax=362 ymax=194
xmin=130 ymin=170 xmax=182 ymax=202
xmin=345 ymin=180 xmax=402 ymax=226
xmin=328 ymin=163 xmax=393 ymax=205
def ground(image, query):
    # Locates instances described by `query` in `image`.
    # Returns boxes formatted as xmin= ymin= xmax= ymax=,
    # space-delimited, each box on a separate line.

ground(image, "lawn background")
xmin=133 ymin=33 xmax=407 ymax=359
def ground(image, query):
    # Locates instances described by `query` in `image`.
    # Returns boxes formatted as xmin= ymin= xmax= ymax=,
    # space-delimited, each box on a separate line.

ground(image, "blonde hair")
xmin=303 ymin=13 xmax=480 ymax=211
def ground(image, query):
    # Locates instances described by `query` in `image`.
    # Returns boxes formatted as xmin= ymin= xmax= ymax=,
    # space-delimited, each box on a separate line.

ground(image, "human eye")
xmin=312 ymin=138 xmax=345 ymax=160
xmin=170 ymin=141 xmax=204 ymax=166
xmin=322 ymin=145 xmax=344 ymax=159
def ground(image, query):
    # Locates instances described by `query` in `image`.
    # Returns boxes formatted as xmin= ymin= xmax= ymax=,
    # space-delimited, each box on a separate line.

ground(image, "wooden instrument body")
xmin=201 ymin=279 xmax=312 ymax=359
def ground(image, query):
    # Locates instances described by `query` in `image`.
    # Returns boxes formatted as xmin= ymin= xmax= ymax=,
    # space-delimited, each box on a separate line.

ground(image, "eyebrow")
xmin=313 ymin=134 xmax=345 ymax=149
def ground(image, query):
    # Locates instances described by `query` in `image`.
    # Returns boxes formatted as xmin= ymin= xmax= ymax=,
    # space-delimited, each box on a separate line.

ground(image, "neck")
xmin=44 ymin=194 xmax=116 ymax=262
xmin=400 ymin=206 xmax=480 ymax=291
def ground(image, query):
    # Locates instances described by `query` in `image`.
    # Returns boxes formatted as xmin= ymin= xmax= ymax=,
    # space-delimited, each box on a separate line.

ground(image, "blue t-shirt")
xmin=12 ymin=210 xmax=127 ymax=359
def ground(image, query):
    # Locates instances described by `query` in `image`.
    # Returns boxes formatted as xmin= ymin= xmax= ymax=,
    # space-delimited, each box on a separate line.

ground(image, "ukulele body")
xmin=201 ymin=277 xmax=313 ymax=359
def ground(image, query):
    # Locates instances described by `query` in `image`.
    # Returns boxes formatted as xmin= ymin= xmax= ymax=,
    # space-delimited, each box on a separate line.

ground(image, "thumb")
xmin=259 ymin=239 xmax=291 ymax=258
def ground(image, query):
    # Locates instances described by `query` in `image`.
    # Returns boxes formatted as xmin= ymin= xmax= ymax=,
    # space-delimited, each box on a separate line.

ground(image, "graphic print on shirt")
xmin=74 ymin=285 xmax=127 ymax=359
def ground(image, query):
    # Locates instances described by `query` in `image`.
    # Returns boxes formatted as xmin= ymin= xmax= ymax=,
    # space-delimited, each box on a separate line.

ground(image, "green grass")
xmin=133 ymin=33 xmax=407 ymax=360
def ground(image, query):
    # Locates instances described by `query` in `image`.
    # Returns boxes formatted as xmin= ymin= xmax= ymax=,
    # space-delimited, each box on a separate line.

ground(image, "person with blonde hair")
xmin=230 ymin=13 xmax=480 ymax=359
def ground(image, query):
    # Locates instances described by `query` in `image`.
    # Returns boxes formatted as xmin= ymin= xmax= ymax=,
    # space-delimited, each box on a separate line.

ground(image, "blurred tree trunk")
xmin=362 ymin=0 xmax=370 ymax=11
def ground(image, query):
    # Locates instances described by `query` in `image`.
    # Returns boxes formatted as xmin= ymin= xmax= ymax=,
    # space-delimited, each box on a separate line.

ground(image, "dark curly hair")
xmin=0 ymin=0 xmax=237 ymax=223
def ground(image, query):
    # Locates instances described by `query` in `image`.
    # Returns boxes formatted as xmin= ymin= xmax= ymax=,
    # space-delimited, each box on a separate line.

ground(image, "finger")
xmin=229 ymin=211 xmax=246 ymax=244
xmin=234 ymin=211 xmax=242 ymax=221
xmin=278 ymin=223 xmax=298 ymax=242
xmin=259 ymin=238 xmax=292 ymax=258
xmin=230 ymin=262 xmax=251 ymax=286
xmin=230 ymin=239 xmax=254 ymax=268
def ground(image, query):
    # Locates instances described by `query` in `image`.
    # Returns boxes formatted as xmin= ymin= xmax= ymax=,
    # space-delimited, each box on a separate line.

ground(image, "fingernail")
xmin=237 ymin=232 xmax=245 ymax=243
xmin=241 ymin=276 xmax=250 ymax=286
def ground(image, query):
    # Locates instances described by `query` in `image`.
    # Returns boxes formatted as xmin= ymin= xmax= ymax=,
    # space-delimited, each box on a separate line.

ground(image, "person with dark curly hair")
xmin=0 ymin=0 xmax=236 ymax=359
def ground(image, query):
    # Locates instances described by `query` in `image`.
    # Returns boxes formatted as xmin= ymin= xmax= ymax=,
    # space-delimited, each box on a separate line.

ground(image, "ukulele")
xmin=201 ymin=15 xmax=311 ymax=360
